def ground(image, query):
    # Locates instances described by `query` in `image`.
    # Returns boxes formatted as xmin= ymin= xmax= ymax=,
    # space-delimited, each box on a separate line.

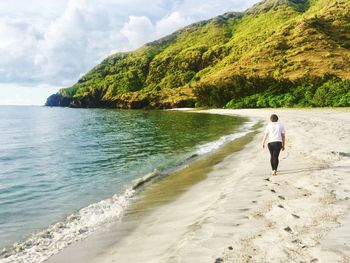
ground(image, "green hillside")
xmin=46 ymin=0 xmax=350 ymax=108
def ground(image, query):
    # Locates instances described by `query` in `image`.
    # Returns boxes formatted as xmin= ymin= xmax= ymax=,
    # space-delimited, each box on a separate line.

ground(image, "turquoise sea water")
xmin=0 ymin=106 xmax=249 ymax=262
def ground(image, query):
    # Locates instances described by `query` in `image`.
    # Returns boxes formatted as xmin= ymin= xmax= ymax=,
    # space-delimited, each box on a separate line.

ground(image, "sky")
xmin=0 ymin=0 xmax=261 ymax=105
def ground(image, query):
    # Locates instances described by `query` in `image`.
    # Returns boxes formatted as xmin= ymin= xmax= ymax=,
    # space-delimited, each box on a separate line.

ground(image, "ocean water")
xmin=0 ymin=106 xmax=251 ymax=262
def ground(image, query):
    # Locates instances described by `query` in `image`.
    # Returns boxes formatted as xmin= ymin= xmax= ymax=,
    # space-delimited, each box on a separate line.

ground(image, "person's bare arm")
xmin=262 ymin=133 xmax=268 ymax=149
xmin=281 ymin=133 xmax=286 ymax=151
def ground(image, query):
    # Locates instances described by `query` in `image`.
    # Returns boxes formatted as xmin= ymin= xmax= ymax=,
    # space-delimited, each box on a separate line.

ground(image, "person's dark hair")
xmin=270 ymin=114 xmax=279 ymax=122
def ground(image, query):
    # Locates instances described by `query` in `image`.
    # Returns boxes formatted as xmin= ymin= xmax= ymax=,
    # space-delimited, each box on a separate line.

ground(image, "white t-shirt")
xmin=265 ymin=122 xmax=285 ymax=143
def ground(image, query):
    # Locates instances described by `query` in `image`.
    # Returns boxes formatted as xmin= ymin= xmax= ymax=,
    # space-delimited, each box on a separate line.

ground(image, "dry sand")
xmin=47 ymin=109 xmax=350 ymax=263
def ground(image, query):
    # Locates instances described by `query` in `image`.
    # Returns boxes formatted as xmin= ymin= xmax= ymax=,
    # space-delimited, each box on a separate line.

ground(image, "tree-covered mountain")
xmin=46 ymin=0 xmax=350 ymax=108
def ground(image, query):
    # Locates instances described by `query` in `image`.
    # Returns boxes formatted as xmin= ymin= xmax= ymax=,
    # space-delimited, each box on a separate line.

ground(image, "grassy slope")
xmin=56 ymin=0 xmax=350 ymax=108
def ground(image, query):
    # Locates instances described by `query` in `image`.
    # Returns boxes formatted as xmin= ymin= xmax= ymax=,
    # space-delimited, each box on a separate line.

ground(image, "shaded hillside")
xmin=46 ymin=0 xmax=350 ymax=108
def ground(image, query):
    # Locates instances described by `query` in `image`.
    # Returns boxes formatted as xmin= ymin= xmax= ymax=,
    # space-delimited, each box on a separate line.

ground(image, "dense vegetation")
xmin=46 ymin=0 xmax=350 ymax=108
xmin=194 ymin=75 xmax=350 ymax=108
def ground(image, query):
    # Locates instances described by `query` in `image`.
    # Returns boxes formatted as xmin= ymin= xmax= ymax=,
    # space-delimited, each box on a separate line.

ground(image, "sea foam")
xmin=195 ymin=119 xmax=257 ymax=155
xmin=0 ymin=189 xmax=134 ymax=263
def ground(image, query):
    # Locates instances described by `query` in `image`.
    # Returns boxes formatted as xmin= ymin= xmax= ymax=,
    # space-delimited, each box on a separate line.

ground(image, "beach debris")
xmin=215 ymin=257 xmax=224 ymax=263
xmin=278 ymin=205 xmax=284 ymax=209
xmin=264 ymin=178 xmax=270 ymax=182
xmin=278 ymin=195 xmax=285 ymax=200
xmin=228 ymin=246 xmax=233 ymax=250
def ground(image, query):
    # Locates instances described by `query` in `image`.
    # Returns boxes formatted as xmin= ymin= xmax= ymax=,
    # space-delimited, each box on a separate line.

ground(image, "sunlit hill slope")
xmin=46 ymin=0 xmax=350 ymax=108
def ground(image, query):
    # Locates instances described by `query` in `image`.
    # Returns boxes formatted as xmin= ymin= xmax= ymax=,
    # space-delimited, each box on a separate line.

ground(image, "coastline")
xmin=47 ymin=108 xmax=350 ymax=263
xmin=0 ymin=110 xmax=248 ymax=263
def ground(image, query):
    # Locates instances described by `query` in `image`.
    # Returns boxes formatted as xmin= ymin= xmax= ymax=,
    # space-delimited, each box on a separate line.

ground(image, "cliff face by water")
xmin=46 ymin=0 xmax=350 ymax=108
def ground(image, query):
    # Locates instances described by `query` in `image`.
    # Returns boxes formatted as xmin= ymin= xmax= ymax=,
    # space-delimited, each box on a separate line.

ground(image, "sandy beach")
xmin=47 ymin=109 xmax=350 ymax=263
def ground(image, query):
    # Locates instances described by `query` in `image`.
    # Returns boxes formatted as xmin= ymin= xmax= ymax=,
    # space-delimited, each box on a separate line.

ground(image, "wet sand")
xmin=47 ymin=109 xmax=350 ymax=263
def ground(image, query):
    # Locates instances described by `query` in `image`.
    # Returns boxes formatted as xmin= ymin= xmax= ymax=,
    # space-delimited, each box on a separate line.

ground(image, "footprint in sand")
xmin=278 ymin=204 xmax=284 ymax=209
xmin=278 ymin=195 xmax=286 ymax=200
xmin=271 ymin=189 xmax=276 ymax=193
xmin=292 ymin=239 xmax=302 ymax=244
xmin=292 ymin=214 xmax=300 ymax=219
xmin=284 ymin=226 xmax=293 ymax=233
xmin=215 ymin=257 xmax=224 ymax=263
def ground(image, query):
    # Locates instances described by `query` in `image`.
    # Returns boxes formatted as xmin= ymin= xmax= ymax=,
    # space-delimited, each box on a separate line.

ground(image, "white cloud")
xmin=121 ymin=16 xmax=155 ymax=48
xmin=156 ymin=12 xmax=194 ymax=37
xmin=121 ymin=12 xmax=194 ymax=48
xmin=0 ymin=0 xmax=261 ymax=94
xmin=0 ymin=17 xmax=41 ymax=83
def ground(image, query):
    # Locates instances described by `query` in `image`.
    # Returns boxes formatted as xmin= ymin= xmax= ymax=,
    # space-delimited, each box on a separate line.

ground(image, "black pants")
xmin=268 ymin=142 xmax=282 ymax=171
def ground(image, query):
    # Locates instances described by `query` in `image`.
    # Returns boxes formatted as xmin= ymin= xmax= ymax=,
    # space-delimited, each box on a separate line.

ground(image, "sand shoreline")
xmin=209 ymin=109 xmax=350 ymax=263
xmin=47 ymin=109 xmax=350 ymax=263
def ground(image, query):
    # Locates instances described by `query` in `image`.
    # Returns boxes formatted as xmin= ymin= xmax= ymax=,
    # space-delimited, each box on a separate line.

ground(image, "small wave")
xmin=0 ymin=188 xmax=135 ymax=263
xmin=195 ymin=119 xmax=257 ymax=156
xmin=132 ymin=170 xmax=160 ymax=190
xmin=132 ymin=118 xmax=258 ymax=190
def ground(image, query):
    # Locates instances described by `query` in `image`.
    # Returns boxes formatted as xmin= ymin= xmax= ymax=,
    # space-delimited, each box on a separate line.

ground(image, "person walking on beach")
xmin=262 ymin=114 xmax=286 ymax=176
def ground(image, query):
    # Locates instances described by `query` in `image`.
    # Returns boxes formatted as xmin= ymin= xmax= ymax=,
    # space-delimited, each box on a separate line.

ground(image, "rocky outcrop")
xmin=45 ymin=94 xmax=71 ymax=107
